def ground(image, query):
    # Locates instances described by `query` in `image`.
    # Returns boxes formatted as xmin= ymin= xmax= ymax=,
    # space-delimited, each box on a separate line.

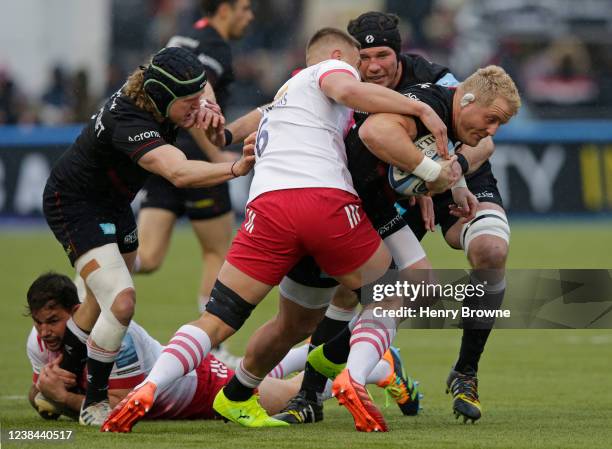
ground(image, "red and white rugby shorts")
xmin=226 ymin=188 xmax=382 ymax=285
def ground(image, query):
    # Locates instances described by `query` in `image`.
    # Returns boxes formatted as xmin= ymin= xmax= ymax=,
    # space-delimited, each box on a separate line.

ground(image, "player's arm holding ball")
xmin=358 ymin=112 xmax=460 ymax=193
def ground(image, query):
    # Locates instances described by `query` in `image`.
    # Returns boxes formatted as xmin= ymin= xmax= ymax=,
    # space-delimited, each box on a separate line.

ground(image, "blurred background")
xmin=1 ymin=0 xmax=612 ymax=220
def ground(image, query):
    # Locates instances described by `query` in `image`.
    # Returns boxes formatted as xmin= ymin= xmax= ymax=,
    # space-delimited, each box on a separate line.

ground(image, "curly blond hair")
xmin=461 ymin=65 xmax=521 ymax=116
xmin=122 ymin=67 xmax=163 ymax=122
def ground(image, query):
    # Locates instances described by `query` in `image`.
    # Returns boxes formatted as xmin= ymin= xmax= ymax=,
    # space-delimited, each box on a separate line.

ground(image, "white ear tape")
xmin=460 ymin=93 xmax=475 ymax=107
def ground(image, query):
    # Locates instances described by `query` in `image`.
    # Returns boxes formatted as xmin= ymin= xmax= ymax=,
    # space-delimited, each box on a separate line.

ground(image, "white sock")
xmin=268 ymin=343 xmax=309 ymax=378
xmin=346 ymin=315 xmax=396 ymax=385
xmin=147 ymin=324 xmax=211 ymax=390
xmin=325 ymin=303 xmax=358 ymax=322
xmin=235 ymin=359 xmax=264 ymax=388
xmin=366 ymin=358 xmax=393 ymax=385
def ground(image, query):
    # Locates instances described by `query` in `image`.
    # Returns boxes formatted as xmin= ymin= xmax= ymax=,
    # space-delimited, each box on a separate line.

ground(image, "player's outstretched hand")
xmin=417 ymin=195 xmax=436 ymax=232
xmin=449 ymin=187 xmax=478 ymax=221
xmin=418 ymin=104 xmax=448 ymax=158
xmin=232 ymin=132 xmax=256 ymax=176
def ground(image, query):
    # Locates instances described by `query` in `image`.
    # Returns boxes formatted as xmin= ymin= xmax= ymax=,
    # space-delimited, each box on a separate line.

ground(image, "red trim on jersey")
xmin=318 ymin=69 xmax=357 ymax=87
xmin=108 ymin=373 xmax=146 ymax=390
xmin=130 ymin=138 xmax=165 ymax=160
xmin=36 ymin=335 xmax=44 ymax=352
xmin=194 ymin=18 xmax=209 ymax=29
xmin=33 ymin=373 xmax=39 ymax=384
xmin=291 ymin=67 xmax=304 ymax=78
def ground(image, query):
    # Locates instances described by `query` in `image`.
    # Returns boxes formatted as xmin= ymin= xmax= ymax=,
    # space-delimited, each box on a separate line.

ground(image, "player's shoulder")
xmin=26 ymin=327 xmax=42 ymax=353
xmin=311 ymin=59 xmax=360 ymax=86
xmin=399 ymin=82 xmax=451 ymax=104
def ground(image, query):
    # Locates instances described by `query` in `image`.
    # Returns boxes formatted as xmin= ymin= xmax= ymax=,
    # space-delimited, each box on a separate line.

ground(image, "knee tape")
xmin=279 ymin=276 xmax=337 ymax=310
xmin=460 ymin=209 xmax=510 ymax=254
xmin=75 ymin=243 xmax=134 ymax=310
xmin=89 ymin=309 xmax=127 ymax=352
xmin=206 ymin=280 xmax=255 ymax=330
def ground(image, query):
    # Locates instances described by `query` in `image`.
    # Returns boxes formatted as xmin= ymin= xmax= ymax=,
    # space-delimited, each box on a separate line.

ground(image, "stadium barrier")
xmin=0 ymin=121 xmax=611 ymax=219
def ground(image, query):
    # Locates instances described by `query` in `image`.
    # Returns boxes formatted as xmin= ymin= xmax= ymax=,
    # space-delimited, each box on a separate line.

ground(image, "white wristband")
xmin=412 ymin=157 xmax=441 ymax=182
xmin=451 ymin=175 xmax=467 ymax=190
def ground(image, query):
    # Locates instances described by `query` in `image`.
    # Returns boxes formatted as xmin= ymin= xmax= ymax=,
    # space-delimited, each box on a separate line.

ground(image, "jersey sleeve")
xmin=112 ymin=114 xmax=168 ymax=163
xmin=26 ymin=328 xmax=46 ymax=383
xmin=315 ymin=59 xmax=360 ymax=88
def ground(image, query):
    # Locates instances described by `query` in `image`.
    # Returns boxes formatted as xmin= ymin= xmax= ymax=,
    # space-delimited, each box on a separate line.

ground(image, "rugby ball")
xmin=388 ymin=134 xmax=453 ymax=196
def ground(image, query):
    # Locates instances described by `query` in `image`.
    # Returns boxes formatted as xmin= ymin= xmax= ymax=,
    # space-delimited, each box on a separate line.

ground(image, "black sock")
xmin=321 ymin=324 xmax=351 ymax=364
xmin=299 ymin=317 xmax=351 ymax=402
xmin=59 ymin=326 xmax=88 ymax=385
xmin=224 ymin=375 xmax=255 ymax=402
xmin=83 ymin=358 xmax=114 ymax=407
xmin=454 ymin=329 xmax=492 ymax=375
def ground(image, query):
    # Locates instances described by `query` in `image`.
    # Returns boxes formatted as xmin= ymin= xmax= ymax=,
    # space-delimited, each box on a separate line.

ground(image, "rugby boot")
xmin=213 ymin=388 xmax=289 ymax=427
xmin=101 ymin=381 xmax=157 ymax=432
xmin=272 ymin=390 xmax=323 ymax=424
xmin=332 ymin=368 xmax=388 ymax=432
xmin=446 ymin=369 xmax=481 ymax=423
xmin=80 ymin=399 xmax=111 ymax=427
xmin=377 ymin=346 xmax=422 ymax=416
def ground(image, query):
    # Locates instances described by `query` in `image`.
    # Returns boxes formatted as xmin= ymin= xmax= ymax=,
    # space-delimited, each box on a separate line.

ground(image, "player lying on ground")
xmin=26 ymin=273 xmax=416 ymax=425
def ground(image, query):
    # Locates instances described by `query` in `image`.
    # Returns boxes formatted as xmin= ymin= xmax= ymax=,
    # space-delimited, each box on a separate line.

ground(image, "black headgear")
xmin=347 ymin=11 xmax=402 ymax=54
xmin=143 ymin=47 xmax=207 ymax=117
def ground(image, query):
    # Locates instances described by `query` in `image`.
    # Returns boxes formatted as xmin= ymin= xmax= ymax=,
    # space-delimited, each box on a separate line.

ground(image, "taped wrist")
xmin=412 ymin=156 xmax=441 ymax=182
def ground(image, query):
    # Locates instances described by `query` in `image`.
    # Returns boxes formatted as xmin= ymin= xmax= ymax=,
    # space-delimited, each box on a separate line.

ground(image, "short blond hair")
xmin=461 ymin=65 xmax=521 ymax=116
xmin=122 ymin=67 xmax=163 ymax=122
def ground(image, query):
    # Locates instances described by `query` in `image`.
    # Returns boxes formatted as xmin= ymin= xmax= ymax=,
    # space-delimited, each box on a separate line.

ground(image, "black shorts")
xmin=398 ymin=163 xmax=504 ymax=241
xmin=139 ymin=132 xmax=232 ymax=220
xmin=43 ymin=184 xmax=138 ymax=266
xmin=140 ymin=175 xmax=232 ymax=220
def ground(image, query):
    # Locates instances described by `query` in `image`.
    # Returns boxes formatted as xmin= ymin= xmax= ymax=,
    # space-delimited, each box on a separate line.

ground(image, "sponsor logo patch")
xmin=128 ymin=130 xmax=161 ymax=142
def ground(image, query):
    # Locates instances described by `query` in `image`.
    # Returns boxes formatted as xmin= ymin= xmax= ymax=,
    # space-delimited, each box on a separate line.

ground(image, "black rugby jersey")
xmin=167 ymin=19 xmax=234 ymax=111
xmin=47 ymin=90 xmax=178 ymax=203
xmin=346 ymin=83 xmax=457 ymax=229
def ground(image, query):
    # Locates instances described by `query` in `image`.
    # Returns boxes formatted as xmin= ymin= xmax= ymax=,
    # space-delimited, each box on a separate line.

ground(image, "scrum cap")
xmin=143 ymin=47 xmax=207 ymax=117
xmin=347 ymin=11 xmax=401 ymax=54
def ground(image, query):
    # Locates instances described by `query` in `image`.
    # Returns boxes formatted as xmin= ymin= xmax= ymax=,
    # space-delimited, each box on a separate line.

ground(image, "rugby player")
xmin=102 ymin=26 xmax=453 ymax=432
xmin=26 ymin=273 xmax=412 ymax=426
xmin=42 ymin=46 xmax=253 ymax=426
xmin=136 ymin=0 xmax=254 ymax=333
xmin=277 ymin=11 xmax=515 ymax=426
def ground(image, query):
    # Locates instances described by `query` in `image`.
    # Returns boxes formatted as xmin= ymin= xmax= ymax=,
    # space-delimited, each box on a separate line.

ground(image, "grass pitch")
xmin=1 ymin=220 xmax=611 ymax=448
